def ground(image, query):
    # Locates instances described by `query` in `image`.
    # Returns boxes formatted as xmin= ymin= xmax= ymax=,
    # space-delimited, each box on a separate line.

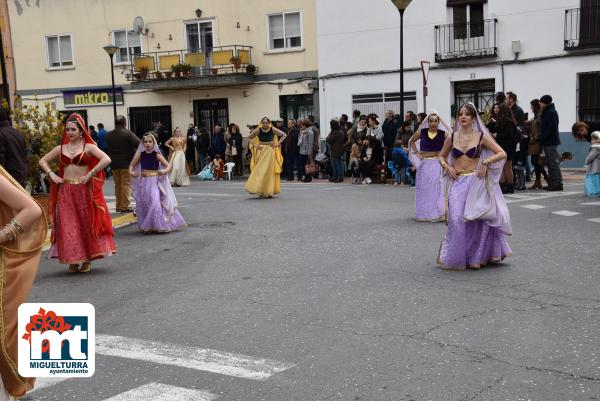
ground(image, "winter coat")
xmin=540 ymin=103 xmax=561 ymax=147
xmin=326 ymin=129 xmax=345 ymax=158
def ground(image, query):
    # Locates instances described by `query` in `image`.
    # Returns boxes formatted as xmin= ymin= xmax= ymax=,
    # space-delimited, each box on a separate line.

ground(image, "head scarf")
xmin=408 ymin=111 xmax=453 ymax=169
xmin=49 ymin=113 xmax=112 ymax=241
xmin=131 ymin=133 xmax=178 ymax=217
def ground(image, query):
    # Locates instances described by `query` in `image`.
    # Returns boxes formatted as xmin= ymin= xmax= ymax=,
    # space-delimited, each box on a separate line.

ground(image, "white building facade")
xmin=317 ymin=0 xmax=600 ymax=167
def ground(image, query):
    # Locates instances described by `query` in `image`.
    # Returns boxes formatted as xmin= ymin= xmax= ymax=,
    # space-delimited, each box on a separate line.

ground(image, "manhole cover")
xmin=188 ymin=221 xmax=236 ymax=228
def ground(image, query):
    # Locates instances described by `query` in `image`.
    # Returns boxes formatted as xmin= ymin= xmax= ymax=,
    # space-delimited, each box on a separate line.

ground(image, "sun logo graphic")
xmin=18 ymin=303 xmax=95 ymax=377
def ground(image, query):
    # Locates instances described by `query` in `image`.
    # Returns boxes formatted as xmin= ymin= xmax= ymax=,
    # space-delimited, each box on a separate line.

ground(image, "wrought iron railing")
xmin=127 ymin=45 xmax=255 ymax=81
xmin=434 ymin=19 xmax=497 ymax=62
xmin=565 ymin=7 xmax=600 ymax=50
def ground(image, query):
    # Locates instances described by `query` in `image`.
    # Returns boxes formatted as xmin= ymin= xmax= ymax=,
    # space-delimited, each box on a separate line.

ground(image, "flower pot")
xmin=174 ymin=71 xmax=182 ymax=78
xmin=211 ymin=68 xmax=218 ymax=75
xmin=164 ymin=71 xmax=172 ymax=78
xmin=155 ymin=71 xmax=163 ymax=79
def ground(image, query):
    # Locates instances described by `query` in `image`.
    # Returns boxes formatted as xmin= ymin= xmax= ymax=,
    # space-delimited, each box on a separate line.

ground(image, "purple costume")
xmin=437 ymin=118 xmax=512 ymax=270
xmin=409 ymin=128 xmax=446 ymax=221
xmin=132 ymin=143 xmax=187 ymax=233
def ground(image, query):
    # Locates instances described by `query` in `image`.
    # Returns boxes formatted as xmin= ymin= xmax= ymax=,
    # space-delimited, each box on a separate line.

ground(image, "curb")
xmin=42 ymin=213 xmax=137 ymax=251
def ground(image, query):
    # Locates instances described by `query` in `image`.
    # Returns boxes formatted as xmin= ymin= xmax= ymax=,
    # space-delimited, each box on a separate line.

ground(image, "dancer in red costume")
xmin=39 ymin=113 xmax=116 ymax=273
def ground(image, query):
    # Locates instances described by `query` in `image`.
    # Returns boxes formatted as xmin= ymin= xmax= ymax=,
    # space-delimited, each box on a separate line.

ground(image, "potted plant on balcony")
xmin=211 ymin=67 xmax=219 ymax=75
xmin=155 ymin=70 xmax=163 ymax=79
xmin=230 ymin=56 xmax=242 ymax=70
xmin=164 ymin=70 xmax=173 ymax=78
xmin=181 ymin=63 xmax=192 ymax=77
xmin=171 ymin=63 xmax=183 ymax=78
xmin=139 ymin=66 xmax=150 ymax=80
xmin=3 ymin=97 xmax=63 ymax=214
xmin=245 ymin=64 xmax=257 ymax=74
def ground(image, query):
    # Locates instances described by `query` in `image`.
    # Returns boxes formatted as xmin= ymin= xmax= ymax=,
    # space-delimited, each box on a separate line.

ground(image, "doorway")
xmin=279 ymin=94 xmax=313 ymax=124
xmin=193 ymin=98 xmax=229 ymax=135
xmin=453 ymin=79 xmax=495 ymax=116
xmin=129 ymin=106 xmax=172 ymax=138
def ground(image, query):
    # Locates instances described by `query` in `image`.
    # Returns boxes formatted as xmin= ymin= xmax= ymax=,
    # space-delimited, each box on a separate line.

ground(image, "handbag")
xmin=305 ymin=162 xmax=319 ymax=175
xmin=231 ymin=146 xmax=238 ymax=156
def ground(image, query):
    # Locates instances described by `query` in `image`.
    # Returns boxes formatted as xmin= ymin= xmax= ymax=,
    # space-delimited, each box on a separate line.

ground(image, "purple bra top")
xmin=452 ymin=132 xmax=483 ymax=159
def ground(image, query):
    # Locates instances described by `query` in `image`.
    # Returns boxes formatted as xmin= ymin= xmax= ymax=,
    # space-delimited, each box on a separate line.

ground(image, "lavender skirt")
xmin=134 ymin=176 xmax=186 ymax=233
xmin=415 ymin=158 xmax=445 ymax=221
xmin=437 ymin=174 xmax=511 ymax=270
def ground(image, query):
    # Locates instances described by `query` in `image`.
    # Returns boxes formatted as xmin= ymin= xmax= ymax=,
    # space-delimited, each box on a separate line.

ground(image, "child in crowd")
xmin=349 ymin=138 xmax=362 ymax=184
xmin=391 ymin=139 xmax=412 ymax=186
xmin=212 ymin=154 xmax=224 ymax=181
xmin=584 ymin=131 xmax=600 ymax=197
xmin=198 ymin=156 xmax=213 ymax=180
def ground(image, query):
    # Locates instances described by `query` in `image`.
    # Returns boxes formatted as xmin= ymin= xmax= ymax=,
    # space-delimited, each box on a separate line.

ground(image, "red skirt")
xmin=49 ymin=182 xmax=116 ymax=264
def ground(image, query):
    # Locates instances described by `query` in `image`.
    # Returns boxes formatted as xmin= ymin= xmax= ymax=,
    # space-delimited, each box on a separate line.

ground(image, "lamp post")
xmin=102 ymin=45 xmax=119 ymax=126
xmin=391 ymin=0 xmax=412 ymax=122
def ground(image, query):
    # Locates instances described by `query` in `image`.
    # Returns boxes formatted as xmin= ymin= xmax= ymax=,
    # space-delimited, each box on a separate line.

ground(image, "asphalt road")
xmin=23 ymin=178 xmax=600 ymax=401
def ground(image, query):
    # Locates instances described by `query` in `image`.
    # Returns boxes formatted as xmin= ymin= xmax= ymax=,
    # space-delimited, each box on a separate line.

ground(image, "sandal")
xmin=79 ymin=262 xmax=92 ymax=273
xmin=67 ymin=264 xmax=79 ymax=274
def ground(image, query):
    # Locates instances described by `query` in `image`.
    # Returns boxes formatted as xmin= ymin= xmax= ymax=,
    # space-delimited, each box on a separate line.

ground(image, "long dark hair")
xmin=330 ymin=119 xmax=341 ymax=131
xmin=496 ymin=103 xmax=516 ymax=128
xmin=530 ymin=99 xmax=541 ymax=116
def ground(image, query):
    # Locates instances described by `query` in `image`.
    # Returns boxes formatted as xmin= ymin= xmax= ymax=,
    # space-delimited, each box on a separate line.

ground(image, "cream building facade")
xmin=9 ymin=0 xmax=318 ymax=137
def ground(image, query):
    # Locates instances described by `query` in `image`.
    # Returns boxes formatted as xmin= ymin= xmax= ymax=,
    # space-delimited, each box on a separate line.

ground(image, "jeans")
xmin=112 ymin=169 xmax=132 ymax=210
xmin=299 ymin=154 xmax=309 ymax=179
xmin=331 ymin=156 xmax=343 ymax=181
xmin=198 ymin=152 xmax=208 ymax=171
xmin=543 ymin=145 xmax=562 ymax=187
xmin=286 ymin=151 xmax=299 ymax=180
xmin=530 ymin=154 xmax=548 ymax=181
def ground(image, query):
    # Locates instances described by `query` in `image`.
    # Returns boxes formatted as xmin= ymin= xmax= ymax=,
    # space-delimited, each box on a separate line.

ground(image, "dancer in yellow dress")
xmin=245 ymin=117 xmax=287 ymax=198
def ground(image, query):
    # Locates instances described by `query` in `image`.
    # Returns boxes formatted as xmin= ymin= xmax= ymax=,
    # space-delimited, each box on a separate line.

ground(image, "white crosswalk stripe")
xmin=100 ymin=383 xmax=218 ymax=401
xmin=520 ymin=204 xmax=546 ymax=210
xmin=582 ymin=201 xmax=600 ymax=206
xmin=588 ymin=218 xmax=600 ymax=223
xmin=96 ymin=334 xmax=295 ymax=381
xmin=552 ymin=210 xmax=581 ymax=216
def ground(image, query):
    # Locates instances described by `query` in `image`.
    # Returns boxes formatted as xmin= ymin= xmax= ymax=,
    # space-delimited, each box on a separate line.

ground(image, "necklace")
xmin=67 ymin=141 xmax=82 ymax=155
xmin=457 ymin=129 xmax=473 ymax=149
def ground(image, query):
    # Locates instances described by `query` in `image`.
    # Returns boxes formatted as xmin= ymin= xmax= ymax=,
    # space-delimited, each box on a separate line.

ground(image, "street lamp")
xmin=391 ymin=0 xmax=412 ymax=122
xmin=102 ymin=45 xmax=119 ymax=126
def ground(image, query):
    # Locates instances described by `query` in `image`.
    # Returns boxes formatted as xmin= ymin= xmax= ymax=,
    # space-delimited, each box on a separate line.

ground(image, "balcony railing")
xmin=127 ymin=45 xmax=255 ymax=82
xmin=434 ymin=19 xmax=497 ymax=63
xmin=564 ymin=7 xmax=600 ymax=50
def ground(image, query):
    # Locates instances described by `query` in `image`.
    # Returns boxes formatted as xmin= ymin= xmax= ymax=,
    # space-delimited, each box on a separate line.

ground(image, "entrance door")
xmin=193 ymin=98 xmax=229 ymax=135
xmin=129 ymin=106 xmax=172 ymax=138
xmin=453 ymin=79 xmax=495 ymax=116
xmin=279 ymin=94 xmax=313 ymax=124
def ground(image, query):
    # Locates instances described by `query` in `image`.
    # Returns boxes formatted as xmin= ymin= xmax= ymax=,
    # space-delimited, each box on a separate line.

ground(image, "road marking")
xmin=520 ymin=204 xmax=546 ymax=210
xmin=552 ymin=210 xmax=581 ymax=216
xmin=505 ymin=191 xmax=581 ymax=203
xmin=588 ymin=218 xmax=600 ymax=223
xmin=96 ymin=334 xmax=295 ymax=381
xmin=504 ymin=194 xmax=531 ymax=199
xmin=101 ymin=383 xmax=218 ymax=401
xmin=582 ymin=201 xmax=600 ymax=206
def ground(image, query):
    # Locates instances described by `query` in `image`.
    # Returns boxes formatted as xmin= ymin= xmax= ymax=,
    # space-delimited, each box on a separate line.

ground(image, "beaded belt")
xmin=141 ymin=170 xmax=160 ymax=177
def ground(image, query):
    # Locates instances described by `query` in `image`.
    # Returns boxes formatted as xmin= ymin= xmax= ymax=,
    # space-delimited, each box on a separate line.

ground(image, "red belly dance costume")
xmin=48 ymin=113 xmax=116 ymax=264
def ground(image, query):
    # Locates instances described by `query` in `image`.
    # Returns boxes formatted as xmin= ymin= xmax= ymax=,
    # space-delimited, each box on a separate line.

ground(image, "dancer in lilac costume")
xmin=129 ymin=134 xmax=186 ymax=233
xmin=408 ymin=112 xmax=452 ymax=221
xmin=437 ymin=103 xmax=512 ymax=270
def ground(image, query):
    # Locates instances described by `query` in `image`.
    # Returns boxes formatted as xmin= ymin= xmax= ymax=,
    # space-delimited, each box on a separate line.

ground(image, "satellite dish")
xmin=133 ymin=16 xmax=145 ymax=35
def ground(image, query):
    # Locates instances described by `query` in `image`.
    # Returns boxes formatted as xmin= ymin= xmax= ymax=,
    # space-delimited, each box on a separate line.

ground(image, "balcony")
xmin=127 ymin=45 xmax=257 ymax=89
xmin=434 ymin=19 xmax=497 ymax=63
xmin=564 ymin=7 xmax=600 ymax=50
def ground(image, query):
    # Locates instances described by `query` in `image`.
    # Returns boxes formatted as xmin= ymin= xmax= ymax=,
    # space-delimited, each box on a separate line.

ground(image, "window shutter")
xmin=285 ymin=12 xmax=301 ymax=38
xmin=269 ymin=14 xmax=284 ymax=39
xmin=59 ymin=36 xmax=73 ymax=63
xmin=47 ymin=36 xmax=60 ymax=66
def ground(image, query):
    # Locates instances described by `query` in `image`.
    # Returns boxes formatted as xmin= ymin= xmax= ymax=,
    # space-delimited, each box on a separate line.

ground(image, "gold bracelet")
xmin=10 ymin=218 xmax=24 ymax=234
xmin=1 ymin=225 xmax=15 ymax=242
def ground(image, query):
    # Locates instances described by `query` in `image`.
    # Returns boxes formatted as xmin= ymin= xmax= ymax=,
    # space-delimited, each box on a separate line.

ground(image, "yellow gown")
xmin=245 ymin=135 xmax=283 ymax=197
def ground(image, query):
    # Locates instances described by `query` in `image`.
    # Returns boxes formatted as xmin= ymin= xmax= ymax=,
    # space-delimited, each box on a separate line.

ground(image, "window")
xmin=451 ymin=2 xmax=484 ymax=39
xmin=267 ymin=11 xmax=302 ymax=50
xmin=578 ymin=72 xmax=600 ymax=122
xmin=112 ymin=30 xmax=142 ymax=64
xmin=45 ymin=35 xmax=73 ymax=68
xmin=351 ymin=92 xmax=417 ymax=117
xmin=185 ymin=21 xmax=213 ymax=53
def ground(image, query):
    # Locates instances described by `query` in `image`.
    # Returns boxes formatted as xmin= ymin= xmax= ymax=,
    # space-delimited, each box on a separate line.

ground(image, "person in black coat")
xmin=382 ymin=110 xmax=399 ymax=166
xmin=195 ymin=128 xmax=210 ymax=171
xmin=0 ymin=109 xmax=27 ymax=187
xmin=358 ymin=135 xmax=383 ymax=184
xmin=539 ymin=95 xmax=563 ymax=190
xmin=210 ymin=123 xmax=226 ymax=158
